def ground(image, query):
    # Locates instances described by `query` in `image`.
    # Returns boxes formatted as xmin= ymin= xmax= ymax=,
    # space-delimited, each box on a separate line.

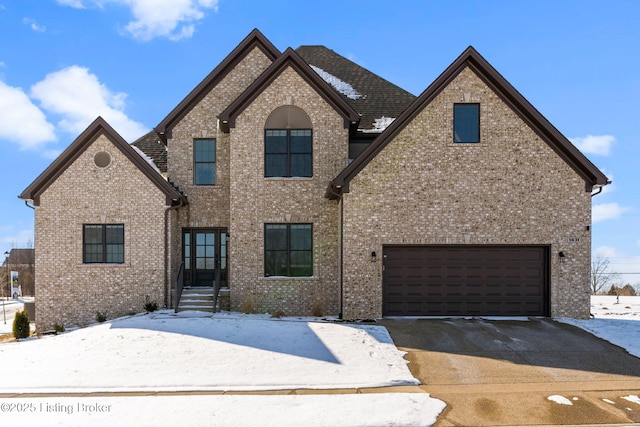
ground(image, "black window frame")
xmin=264 ymin=129 xmax=312 ymax=178
xmin=193 ymin=138 xmax=216 ymax=185
xmin=453 ymin=103 xmax=480 ymax=144
xmin=264 ymin=223 xmax=313 ymax=277
xmin=83 ymin=224 xmax=124 ymax=264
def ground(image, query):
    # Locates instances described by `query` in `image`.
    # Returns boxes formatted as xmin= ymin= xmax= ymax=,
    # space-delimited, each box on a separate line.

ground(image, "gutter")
xmin=591 ymin=181 xmax=611 ymax=197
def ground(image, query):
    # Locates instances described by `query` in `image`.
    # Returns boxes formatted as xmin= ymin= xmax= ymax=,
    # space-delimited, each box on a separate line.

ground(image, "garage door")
xmin=383 ymin=245 xmax=549 ymax=316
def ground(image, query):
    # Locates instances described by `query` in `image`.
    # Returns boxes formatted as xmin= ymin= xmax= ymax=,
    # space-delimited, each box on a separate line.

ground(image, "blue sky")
xmin=0 ymin=0 xmax=638 ymax=285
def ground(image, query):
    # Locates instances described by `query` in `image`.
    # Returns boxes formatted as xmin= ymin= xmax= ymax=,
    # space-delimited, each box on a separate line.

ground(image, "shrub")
xmin=13 ymin=310 xmax=30 ymax=339
xmin=271 ymin=310 xmax=286 ymax=318
xmin=240 ymin=297 xmax=256 ymax=314
xmin=52 ymin=323 xmax=65 ymax=333
xmin=95 ymin=311 xmax=107 ymax=323
xmin=310 ymin=302 xmax=324 ymax=317
xmin=144 ymin=296 xmax=158 ymax=312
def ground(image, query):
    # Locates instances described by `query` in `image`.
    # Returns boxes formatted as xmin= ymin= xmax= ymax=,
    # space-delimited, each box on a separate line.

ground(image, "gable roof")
xmin=3 ymin=248 xmax=34 ymax=266
xmin=19 ymin=117 xmax=187 ymax=207
xmin=132 ymin=130 xmax=167 ymax=174
xmin=327 ymin=46 xmax=610 ymax=198
xmin=218 ymin=47 xmax=361 ymax=131
xmin=155 ymin=29 xmax=281 ymax=141
xmin=295 ymin=45 xmax=417 ymax=131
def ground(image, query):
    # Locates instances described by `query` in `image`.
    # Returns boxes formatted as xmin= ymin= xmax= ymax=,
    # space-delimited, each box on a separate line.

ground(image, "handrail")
xmin=212 ymin=260 xmax=221 ymax=313
xmin=174 ymin=262 xmax=185 ymax=312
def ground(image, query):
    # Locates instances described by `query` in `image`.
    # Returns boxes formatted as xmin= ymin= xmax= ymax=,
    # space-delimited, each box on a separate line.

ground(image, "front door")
xmin=183 ymin=228 xmax=228 ymax=287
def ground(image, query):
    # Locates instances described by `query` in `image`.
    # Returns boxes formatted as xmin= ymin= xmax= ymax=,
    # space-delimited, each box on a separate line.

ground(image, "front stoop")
xmin=177 ymin=287 xmax=230 ymax=313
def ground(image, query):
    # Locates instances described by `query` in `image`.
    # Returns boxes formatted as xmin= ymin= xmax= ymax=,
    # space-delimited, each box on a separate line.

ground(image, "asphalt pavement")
xmin=380 ymin=317 xmax=640 ymax=426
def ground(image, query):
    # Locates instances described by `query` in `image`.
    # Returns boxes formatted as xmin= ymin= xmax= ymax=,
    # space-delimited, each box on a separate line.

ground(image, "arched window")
xmin=264 ymin=106 xmax=312 ymax=178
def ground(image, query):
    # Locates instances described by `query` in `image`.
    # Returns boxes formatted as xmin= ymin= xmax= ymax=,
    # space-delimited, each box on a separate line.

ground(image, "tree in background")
xmin=607 ymin=284 xmax=637 ymax=296
xmin=591 ymin=255 xmax=619 ymax=295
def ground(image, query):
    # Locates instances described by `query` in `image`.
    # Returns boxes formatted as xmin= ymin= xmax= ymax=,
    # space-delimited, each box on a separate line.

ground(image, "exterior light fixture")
xmin=558 ymin=251 xmax=566 ymax=262
xmin=371 ymin=251 xmax=377 ymax=262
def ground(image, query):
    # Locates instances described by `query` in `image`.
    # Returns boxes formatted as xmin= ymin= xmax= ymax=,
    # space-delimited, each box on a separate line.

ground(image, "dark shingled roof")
xmin=3 ymin=249 xmax=34 ymax=266
xmin=295 ymin=46 xmax=416 ymax=131
xmin=219 ymin=48 xmax=360 ymax=131
xmin=20 ymin=117 xmax=186 ymax=207
xmin=132 ymin=130 xmax=167 ymax=174
xmin=327 ymin=46 xmax=610 ymax=199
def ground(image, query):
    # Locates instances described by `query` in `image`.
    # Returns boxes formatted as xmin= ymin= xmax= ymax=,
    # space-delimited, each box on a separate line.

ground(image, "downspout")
xmin=24 ymin=201 xmax=35 ymax=210
xmin=327 ymin=184 xmax=344 ymax=319
xmin=164 ymin=200 xmax=183 ymax=309
xmin=339 ymin=197 xmax=344 ymax=319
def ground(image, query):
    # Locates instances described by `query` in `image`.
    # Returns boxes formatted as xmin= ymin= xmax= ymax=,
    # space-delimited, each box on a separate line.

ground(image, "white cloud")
xmin=570 ymin=134 xmax=615 ymax=156
xmin=0 ymin=80 xmax=56 ymax=149
xmin=23 ymin=18 xmax=46 ymax=32
xmin=57 ymin=0 xmax=219 ymax=41
xmin=30 ymin=65 xmax=147 ymax=141
xmin=592 ymin=202 xmax=630 ymax=223
xmin=0 ymin=229 xmax=34 ymax=250
xmin=594 ymin=246 xmax=640 ymax=286
xmin=56 ymin=0 xmax=87 ymax=8
xmin=595 ymin=246 xmax=619 ymax=258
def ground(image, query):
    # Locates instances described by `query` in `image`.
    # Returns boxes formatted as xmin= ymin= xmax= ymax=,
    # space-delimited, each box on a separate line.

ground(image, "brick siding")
xmin=341 ymin=67 xmax=592 ymax=319
xmin=34 ymin=135 xmax=169 ymax=329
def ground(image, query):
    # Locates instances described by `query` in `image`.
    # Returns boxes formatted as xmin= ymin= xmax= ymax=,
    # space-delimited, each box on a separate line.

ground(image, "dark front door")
xmin=183 ymin=228 xmax=228 ymax=287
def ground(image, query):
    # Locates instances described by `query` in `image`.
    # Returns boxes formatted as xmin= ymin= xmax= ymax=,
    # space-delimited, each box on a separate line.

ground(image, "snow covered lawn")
xmin=1 ymin=311 xmax=420 ymax=392
xmin=0 ymin=311 xmax=445 ymax=426
xmin=559 ymin=295 xmax=640 ymax=358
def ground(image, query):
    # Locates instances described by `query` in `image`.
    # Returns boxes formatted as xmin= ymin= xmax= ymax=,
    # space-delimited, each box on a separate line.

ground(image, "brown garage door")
xmin=383 ymin=245 xmax=549 ymax=316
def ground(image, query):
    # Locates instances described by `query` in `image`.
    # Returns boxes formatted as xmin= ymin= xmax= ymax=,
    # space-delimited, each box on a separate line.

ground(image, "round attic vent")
xmin=94 ymin=151 xmax=111 ymax=168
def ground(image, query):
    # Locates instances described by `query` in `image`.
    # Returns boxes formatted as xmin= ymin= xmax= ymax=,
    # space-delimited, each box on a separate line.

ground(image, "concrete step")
xmin=177 ymin=287 xmax=215 ymax=313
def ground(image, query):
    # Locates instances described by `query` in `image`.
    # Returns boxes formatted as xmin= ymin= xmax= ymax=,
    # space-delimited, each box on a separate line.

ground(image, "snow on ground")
xmin=547 ymin=395 xmax=574 ymax=405
xmin=0 ymin=394 xmax=445 ymax=427
xmin=558 ymin=295 xmax=640 ymax=358
xmin=0 ymin=297 xmax=31 ymax=335
xmin=4 ymin=295 xmax=640 ymax=426
xmin=0 ymin=310 xmax=445 ymax=426
xmin=0 ymin=311 xmax=419 ymax=392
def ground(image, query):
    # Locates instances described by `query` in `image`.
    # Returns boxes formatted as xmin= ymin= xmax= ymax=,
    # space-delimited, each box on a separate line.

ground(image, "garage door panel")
xmin=382 ymin=245 xmax=549 ymax=316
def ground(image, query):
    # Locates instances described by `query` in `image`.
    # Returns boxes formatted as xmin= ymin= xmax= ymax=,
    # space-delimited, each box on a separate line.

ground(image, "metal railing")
xmin=213 ymin=260 xmax=222 ymax=313
xmin=174 ymin=262 xmax=184 ymax=312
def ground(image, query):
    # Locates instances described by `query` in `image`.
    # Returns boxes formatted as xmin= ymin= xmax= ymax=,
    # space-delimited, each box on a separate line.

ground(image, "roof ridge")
xmin=156 ymin=29 xmax=281 ymax=140
xmin=327 ymin=46 xmax=609 ymax=198
xmin=219 ymin=47 xmax=360 ymax=131
xmin=20 ymin=117 xmax=186 ymax=207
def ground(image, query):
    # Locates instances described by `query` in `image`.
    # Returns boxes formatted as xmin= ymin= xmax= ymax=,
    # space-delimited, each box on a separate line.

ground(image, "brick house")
xmin=20 ymin=30 xmax=608 ymax=328
xmin=2 ymin=248 xmax=35 ymax=297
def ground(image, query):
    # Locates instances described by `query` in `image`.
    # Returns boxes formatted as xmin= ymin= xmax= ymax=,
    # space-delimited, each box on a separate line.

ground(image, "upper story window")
xmin=83 ymin=224 xmax=124 ymax=264
xmin=264 ymin=105 xmax=313 ymax=178
xmin=454 ymin=103 xmax=480 ymax=143
xmin=194 ymin=138 xmax=216 ymax=185
xmin=265 ymin=129 xmax=312 ymax=177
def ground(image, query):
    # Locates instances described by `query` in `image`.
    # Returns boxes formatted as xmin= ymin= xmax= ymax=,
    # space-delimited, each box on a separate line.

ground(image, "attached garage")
xmin=382 ymin=245 xmax=549 ymax=317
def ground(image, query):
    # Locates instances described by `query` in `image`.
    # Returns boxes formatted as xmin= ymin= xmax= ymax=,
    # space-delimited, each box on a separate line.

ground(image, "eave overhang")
xmin=19 ymin=117 xmax=187 ymax=207
xmin=155 ymin=29 xmax=281 ymax=142
xmin=218 ymin=48 xmax=361 ymax=133
xmin=327 ymin=46 xmax=610 ymax=199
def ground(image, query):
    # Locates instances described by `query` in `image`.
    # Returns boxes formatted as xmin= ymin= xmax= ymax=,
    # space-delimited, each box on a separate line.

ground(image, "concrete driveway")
xmin=379 ymin=317 xmax=640 ymax=426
